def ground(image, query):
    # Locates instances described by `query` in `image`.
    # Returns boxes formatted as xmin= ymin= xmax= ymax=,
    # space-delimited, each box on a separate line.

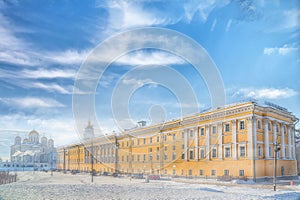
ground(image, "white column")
xmin=205 ymin=125 xmax=210 ymax=160
xmin=281 ymin=124 xmax=285 ymax=159
xmin=232 ymin=120 xmax=237 ymax=160
xmin=194 ymin=127 xmax=199 ymax=161
xmin=291 ymin=126 xmax=296 ymax=159
xmin=184 ymin=129 xmax=188 ymax=161
xmin=273 ymin=121 xmax=277 ymax=144
xmin=247 ymin=117 xmax=254 ymax=159
xmin=253 ymin=117 xmax=257 ymax=159
xmin=264 ymin=119 xmax=269 ymax=159
xmin=288 ymin=125 xmax=292 ymax=159
xmin=218 ymin=122 xmax=223 ymax=160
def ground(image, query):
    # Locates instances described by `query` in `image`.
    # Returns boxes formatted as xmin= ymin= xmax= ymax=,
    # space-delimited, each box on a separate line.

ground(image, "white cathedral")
xmin=10 ymin=130 xmax=56 ymax=170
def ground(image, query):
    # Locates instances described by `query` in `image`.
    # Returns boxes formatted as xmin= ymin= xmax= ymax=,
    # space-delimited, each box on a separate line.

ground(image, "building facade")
xmin=10 ymin=130 xmax=56 ymax=170
xmin=56 ymin=101 xmax=298 ymax=180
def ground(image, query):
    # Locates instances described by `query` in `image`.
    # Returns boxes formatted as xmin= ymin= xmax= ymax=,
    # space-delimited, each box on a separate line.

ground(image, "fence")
xmin=0 ymin=172 xmax=17 ymax=185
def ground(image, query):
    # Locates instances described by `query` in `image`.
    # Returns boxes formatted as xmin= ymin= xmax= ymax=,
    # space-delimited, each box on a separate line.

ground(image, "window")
xmin=156 ymin=155 xmax=159 ymax=160
xmin=164 ymin=146 xmax=168 ymax=151
xmin=283 ymin=126 xmax=286 ymax=134
xmin=240 ymin=146 xmax=245 ymax=157
xmin=189 ymin=150 xmax=194 ymax=159
xmin=212 ymin=148 xmax=217 ymax=158
xmin=172 ymin=145 xmax=176 ymax=150
xmin=212 ymin=126 xmax=216 ymax=134
xmin=257 ymin=120 xmax=261 ymax=129
xmin=200 ymin=149 xmax=205 ymax=158
xmin=132 ymin=155 xmax=134 ymax=161
xmin=181 ymin=153 xmax=185 ymax=160
xmin=181 ymin=132 xmax=184 ymax=138
xmin=173 ymin=169 xmax=176 ymax=175
xmin=156 ymin=147 xmax=159 ymax=152
xmin=172 ymin=134 xmax=176 ymax=140
xmin=239 ymin=170 xmax=244 ymax=176
xmin=225 ymin=147 xmax=230 ymax=157
xmin=149 ymin=148 xmax=152 ymax=153
xmin=258 ymin=146 xmax=262 ymax=156
xmin=200 ymin=128 xmax=205 ymax=136
xmin=188 ymin=169 xmax=192 ymax=176
xmin=143 ymin=138 xmax=146 ymax=144
xmin=137 ymin=155 xmax=140 ymax=161
xmin=164 ymin=154 xmax=167 ymax=160
xmin=276 ymin=124 xmax=279 ymax=132
xmin=268 ymin=122 xmax=271 ymax=131
xmin=143 ymin=154 xmax=146 ymax=161
xmin=156 ymin=136 xmax=159 ymax=142
xmin=137 ymin=139 xmax=140 ymax=145
xmin=190 ymin=130 xmax=194 ymax=137
xmin=224 ymin=169 xmax=229 ymax=176
xmin=239 ymin=121 xmax=245 ymax=130
xmin=172 ymin=152 xmax=176 ymax=160
xmin=150 ymin=138 xmax=152 ymax=143
xmin=182 ymin=144 xmax=184 ymax=149
xmin=269 ymin=147 xmax=272 ymax=157
xmin=164 ymin=135 xmax=167 ymax=141
xmin=149 ymin=155 xmax=152 ymax=160
xmin=164 ymin=169 xmax=167 ymax=175
xmin=225 ymin=124 xmax=230 ymax=132
xmin=211 ymin=170 xmax=216 ymax=176
xmin=199 ymin=170 xmax=204 ymax=176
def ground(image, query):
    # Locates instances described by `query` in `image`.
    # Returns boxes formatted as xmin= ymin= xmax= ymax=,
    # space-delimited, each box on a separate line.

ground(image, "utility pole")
xmin=273 ymin=139 xmax=281 ymax=191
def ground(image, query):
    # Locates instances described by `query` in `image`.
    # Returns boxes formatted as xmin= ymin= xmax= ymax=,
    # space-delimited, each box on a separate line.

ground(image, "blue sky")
xmin=0 ymin=0 xmax=299 ymax=160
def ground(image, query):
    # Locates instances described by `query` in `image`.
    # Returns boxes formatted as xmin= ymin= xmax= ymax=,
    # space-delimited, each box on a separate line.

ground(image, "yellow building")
xmin=56 ymin=101 xmax=298 ymax=180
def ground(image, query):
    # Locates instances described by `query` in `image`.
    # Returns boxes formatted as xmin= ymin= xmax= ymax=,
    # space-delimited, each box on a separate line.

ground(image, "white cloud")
xmin=0 ymin=97 xmax=65 ymax=108
xmin=122 ymin=78 xmax=156 ymax=88
xmin=45 ymin=49 xmax=89 ymax=65
xmin=22 ymin=68 xmax=76 ymax=79
xmin=225 ymin=19 xmax=232 ymax=32
xmin=183 ymin=0 xmax=228 ymax=22
xmin=234 ymin=87 xmax=298 ymax=99
xmin=30 ymin=82 xmax=72 ymax=94
xmin=210 ymin=19 xmax=217 ymax=31
xmin=116 ymin=51 xmax=185 ymax=66
xmin=263 ymin=44 xmax=298 ymax=55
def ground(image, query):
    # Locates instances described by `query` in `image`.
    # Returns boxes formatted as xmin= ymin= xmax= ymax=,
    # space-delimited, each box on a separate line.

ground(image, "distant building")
xmin=83 ymin=120 xmax=95 ymax=141
xmin=10 ymin=130 xmax=56 ymax=170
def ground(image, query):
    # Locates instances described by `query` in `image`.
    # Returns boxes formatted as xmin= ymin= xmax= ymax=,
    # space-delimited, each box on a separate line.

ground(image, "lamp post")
xmin=91 ymin=141 xmax=94 ymax=183
xmin=273 ymin=141 xmax=281 ymax=191
xmin=51 ymin=149 xmax=53 ymax=176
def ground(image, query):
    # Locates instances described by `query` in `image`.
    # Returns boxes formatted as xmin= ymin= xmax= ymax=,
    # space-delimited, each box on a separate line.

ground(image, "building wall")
xmin=56 ymin=102 xmax=298 ymax=179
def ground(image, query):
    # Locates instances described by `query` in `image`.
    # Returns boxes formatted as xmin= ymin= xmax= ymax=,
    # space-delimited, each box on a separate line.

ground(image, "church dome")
xmin=41 ymin=136 xmax=48 ymax=146
xmin=23 ymin=138 xmax=29 ymax=143
xmin=29 ymin=129 xmax=39 ymax=136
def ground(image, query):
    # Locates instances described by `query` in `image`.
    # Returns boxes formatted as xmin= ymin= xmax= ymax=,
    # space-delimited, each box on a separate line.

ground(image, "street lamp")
xmin=273 ymin=140 xmax=281 ymax=191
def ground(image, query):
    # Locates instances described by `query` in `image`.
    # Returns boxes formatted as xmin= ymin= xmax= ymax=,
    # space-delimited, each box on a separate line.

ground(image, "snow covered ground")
xmin=0 ymin=172 xmax=299 ymax=200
